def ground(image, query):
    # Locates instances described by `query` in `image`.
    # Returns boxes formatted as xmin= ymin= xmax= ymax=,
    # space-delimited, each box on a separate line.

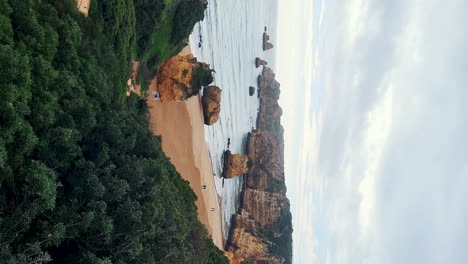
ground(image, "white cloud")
xmin=277 ymin=0 xmax=468 ymax=263
xmin=358 ymin=85 xmax=393 ymax=232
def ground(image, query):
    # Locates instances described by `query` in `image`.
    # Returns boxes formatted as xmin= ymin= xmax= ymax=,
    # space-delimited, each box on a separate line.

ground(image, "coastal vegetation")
xmin=133 ymin=0 xmax=207 ymax=70
xmin=0 ymin=0 xmax=226 ymax=263
xmin=131 ymin=0 xmax=207 ymax=96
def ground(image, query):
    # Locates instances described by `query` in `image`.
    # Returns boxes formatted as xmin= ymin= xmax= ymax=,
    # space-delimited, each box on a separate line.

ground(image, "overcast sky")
xmin=275 ymin=0 xmax=468 ymax=263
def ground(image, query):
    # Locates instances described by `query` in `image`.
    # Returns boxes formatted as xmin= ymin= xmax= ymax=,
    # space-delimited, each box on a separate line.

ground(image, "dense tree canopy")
xmin=0 ymin=0 xmax=227 ymax=263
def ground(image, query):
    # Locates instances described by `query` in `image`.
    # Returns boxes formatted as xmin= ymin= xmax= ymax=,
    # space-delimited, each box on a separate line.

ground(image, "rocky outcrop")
xmin=247 ymin=129 xmax=283 ymax=182
xmin=226 ymin=65 xmax=291 ymax=263
xmin=202 ymin=86 xmax=222 ymax=125
xmin=242 ymin=189 xmax=288 ymax=228
xmin=226 ymin=210 xmax=285 ymax=264
xmin=257 ymin=66 xmax=284 ymax=156
xmin=255 ymin=57 xmax=268 ymax=68
xmin=156 ymin=54 xmax=212 ymax=102
xmin=263 ymin=32 xmax=274 ymax=51
xmin=223 ymin=150 xmax=249 ymax=179
xmin=257 ymin=67 xmax=280 ymax=100
xmin=249 ymin=86 xmax=255 ymax=96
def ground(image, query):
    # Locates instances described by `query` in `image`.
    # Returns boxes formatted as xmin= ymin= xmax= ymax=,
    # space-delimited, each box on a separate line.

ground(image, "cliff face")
xmin=226 ymin=66 xmax=292 ymax=264
xmin=202 ymin=86 xmax=222 ymax=125
xmin=257 ymin=67 xmax=284 ymax=157
xmin=223 ymin=150 xmax=249 ymax=179
xmin=248 ymin=129 xmax=283 ymax=183
xmin=226 ymin=210 xmax=285 ymax=264
xmin=242 ymin=189 xmax=288 ymax=228
xmin=156 ymin=54 xmax=212 ymax=102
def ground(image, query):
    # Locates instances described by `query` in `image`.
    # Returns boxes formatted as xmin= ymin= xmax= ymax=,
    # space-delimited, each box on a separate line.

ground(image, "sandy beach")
xmin=146 ymin=46 xmax=224 ymax=250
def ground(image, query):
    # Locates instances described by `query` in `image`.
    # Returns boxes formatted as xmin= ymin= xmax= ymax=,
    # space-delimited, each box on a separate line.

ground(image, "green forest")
xmin=0 ymin=0 xmax=227 ymax=263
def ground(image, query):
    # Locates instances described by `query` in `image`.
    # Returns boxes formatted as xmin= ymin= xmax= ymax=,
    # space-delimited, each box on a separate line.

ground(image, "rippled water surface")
xmin=189 ymin=0 xmax=278 ymax=241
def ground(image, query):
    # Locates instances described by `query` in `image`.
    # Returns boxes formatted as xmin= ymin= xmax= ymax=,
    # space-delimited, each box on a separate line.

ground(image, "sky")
xmin=275 ymin=0 xmax=468 ymax=263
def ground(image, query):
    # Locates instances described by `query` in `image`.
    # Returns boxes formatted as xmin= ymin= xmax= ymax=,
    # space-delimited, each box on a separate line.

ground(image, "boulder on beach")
xmin=249 ymin=86 xmax=255 ymax=96
xmin=255 ymin=57 xmax=268 ymax=68
xmin=156 ymin=54 xmax=213 ymax=102
xmin=202 ymin=86 xmax=222 ymax=125
xmin=222 ymin=150 xmax=249 ymax=179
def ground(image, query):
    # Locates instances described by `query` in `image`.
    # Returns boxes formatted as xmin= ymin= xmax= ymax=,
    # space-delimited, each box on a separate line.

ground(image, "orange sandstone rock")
xmin=156 ymin=54 xmax=212 ymax=102
xmin=202 ymin=86 xmax=222 ymax=125
xmin=222 ymin=150 xmax=249 ymax=179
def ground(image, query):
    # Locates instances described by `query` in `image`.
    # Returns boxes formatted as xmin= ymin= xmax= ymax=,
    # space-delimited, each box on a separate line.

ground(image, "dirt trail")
xmin=76 ymin=0 xmax=90 ymax=16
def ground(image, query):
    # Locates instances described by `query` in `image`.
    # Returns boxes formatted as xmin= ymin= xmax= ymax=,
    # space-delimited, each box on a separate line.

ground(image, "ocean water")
xmin=189 ymin=0 xmax=278 ymax=241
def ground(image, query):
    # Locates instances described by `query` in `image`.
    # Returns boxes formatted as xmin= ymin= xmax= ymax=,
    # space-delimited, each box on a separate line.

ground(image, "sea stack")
xmin=202 ymin=86 xmax=222 ymax=125
xmin=255 ymin=57 xmax=268 ymax=68
xmin=226 ymin=66 xmax=291 ymax=264
xmin=249 ymin=86 xmax=255 ymax=96
xmin=222 ymin=150 xmax=249 ymax=179
xmin=262 ymin=32 xmax=274 ymax=51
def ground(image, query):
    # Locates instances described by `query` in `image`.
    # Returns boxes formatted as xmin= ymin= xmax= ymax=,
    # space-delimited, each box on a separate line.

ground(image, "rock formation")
xmin=247 ymin=129 xmax=284 ymax=184
xmin=202 ymin=86 xmax=222 ymax=125
xmin=156 ymin=54 xmax=213 ymax=102
xmin=249 ymin=86 xmax=255 ymax=96
xmin=226 ymin=66 xmax=291 ymax=264
xmin=242 ymin=188 xmax=288 ymax=228
xmin=255 ymin=57 xmax=268 ymax=68
xmin=264 ymin=42 xmax=274 ymax=50
xmin=257 ymin=66 xmax=284 ymax=156
xmin=225 ymin=210 xmax=285 ymax=264
xmin=263 ymin=32 xmax=274 ymax=51
xmin=222 ymin=150 xmax=249 ymax=179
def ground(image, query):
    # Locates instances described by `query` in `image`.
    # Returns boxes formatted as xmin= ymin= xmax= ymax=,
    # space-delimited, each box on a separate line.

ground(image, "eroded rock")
xmin=249 ymin=86 xmax=255 ymax=96
xmin=226 ymin=66 xmax=291 ymax=264
xmin=247 ymin=129 xmax=284 ymax=182
xmin=255 ymin=57 xmax=268 ymax=68
xmin=156 ymin=54 xmax=212 ymax=102
xmin=222 ymin=150 xmax=249 ymax=179
xmin=263 ymin=32 xmax=274 ymax=51
xmin=202 ymin=86 xmax=222 ymax=125
xmin=226 ymin=210 xmax=286 ymax=264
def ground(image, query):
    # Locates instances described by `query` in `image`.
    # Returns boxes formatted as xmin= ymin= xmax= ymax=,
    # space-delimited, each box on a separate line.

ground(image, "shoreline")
xmin=146 ymin=45 xmax=225 ymax=250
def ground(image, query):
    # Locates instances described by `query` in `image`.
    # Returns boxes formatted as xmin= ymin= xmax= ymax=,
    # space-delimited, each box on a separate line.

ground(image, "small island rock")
xmin=202 ymin=86 xmax=222 ymax=125
xmin=262 ymin=32 xmax=274 ymax=51
xmin=249 ymin=86 xmax=255 ymax=96
xmin=255 ymin=57 xmax=268 ymax=68
xmin=222 ymin=150 xmax=250 ymax=179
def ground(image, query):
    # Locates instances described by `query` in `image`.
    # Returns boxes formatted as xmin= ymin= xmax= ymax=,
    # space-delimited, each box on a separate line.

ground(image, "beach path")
xmin=76 ymin=0 xmax=90 ymax=16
